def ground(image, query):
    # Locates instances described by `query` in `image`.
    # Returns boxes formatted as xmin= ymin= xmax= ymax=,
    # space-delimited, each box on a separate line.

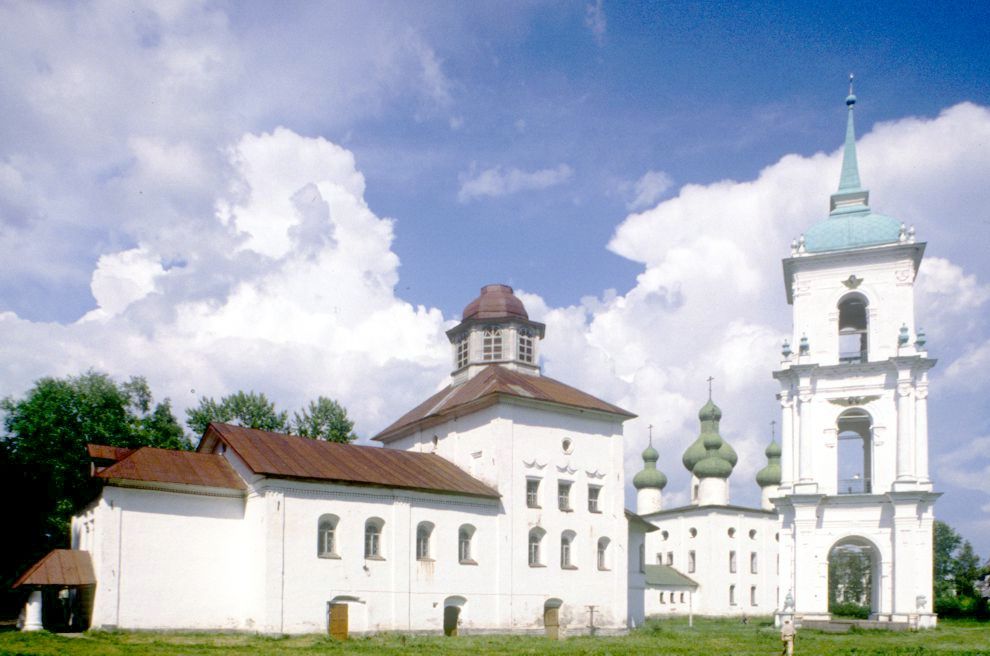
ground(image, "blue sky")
xmin=1 ymin=1 xmax=989 ymax=554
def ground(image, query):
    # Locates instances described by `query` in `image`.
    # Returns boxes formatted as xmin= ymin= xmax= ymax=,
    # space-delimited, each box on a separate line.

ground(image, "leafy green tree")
xmin=934 ymin=520 xmax=963 ymax=599
xmin=828 ymin=546 xmax=871 ymax=614
xmin=0 ymin=371 xmax=187 ymax=615
xmin=185 ymin=391 xmax=290 ymax=436
xmin=293 ymin=396 xmax=356 ymax=443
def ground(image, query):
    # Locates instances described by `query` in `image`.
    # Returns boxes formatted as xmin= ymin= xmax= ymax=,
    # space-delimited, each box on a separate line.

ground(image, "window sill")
xmin=588 ymin=509 xmax=602 ymax=514
xmin=318 ymin=553 xmax=341 ymax=560
xmin=561 ymin=565 xmax=578 ymax=571
xmin=559 ymin=508 xmax=572 ymax=513
xmin=365 ymin=555 xmax=385 ymax=561
xmin=527 ymin=505 xmax=542 ymax=510
xmin=459 ymin=559 xmax=478 ymax=566
xmin=597 ymin=566 xmax=610 ymax=572
xmin=529 ymin=563 xmax=546 ymax=568
xmin=417 ymin=557 xmax=435 ymax=563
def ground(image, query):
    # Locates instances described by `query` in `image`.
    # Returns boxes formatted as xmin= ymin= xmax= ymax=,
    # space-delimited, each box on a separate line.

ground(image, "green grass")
xmin=0 ymin=617 xmax=988 ymax=655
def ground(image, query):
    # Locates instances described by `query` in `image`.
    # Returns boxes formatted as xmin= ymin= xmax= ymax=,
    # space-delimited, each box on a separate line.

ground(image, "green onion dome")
xmin=633 ymin=442 xmax=668 ymax=490
xmin=694 ymin=431 xmax=733 ymax=479
xmin=684 ymin=397 xmax=737 ymax=472
xmin=756 ymin=439 xmax=782 ymax=487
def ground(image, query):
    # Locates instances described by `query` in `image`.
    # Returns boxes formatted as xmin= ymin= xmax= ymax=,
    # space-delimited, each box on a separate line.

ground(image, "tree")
xmin=0 ymin=371 xmax=187 ymax=616
xmin=933 ymin=520 xmax=989 ymax=618
xmin=935 ymin=520 xmax=963 ymax=599
xmin=186 ymin=391 xmax=356 ymax=444
xmin=186 ymin=391 xmax=290 ymax=436
xmin=293 ymin=396 xmax=356 ymax=443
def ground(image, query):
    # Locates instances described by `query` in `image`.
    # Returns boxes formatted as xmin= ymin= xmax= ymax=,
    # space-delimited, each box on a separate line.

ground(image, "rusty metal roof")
xmin=375 ymin=365 xmax=635 ymax=442
xmin=199 ymin=423 xmax=500 ymax=499
xmin=462 ymin=284 xmax=529 ymax=320
xmin=87 ymin=444 xmax=135 ymax=462
xmin=13 ymin=549 xmax=95 ymax=588
xmin=94 ymin=446 xmax=246 ymax=490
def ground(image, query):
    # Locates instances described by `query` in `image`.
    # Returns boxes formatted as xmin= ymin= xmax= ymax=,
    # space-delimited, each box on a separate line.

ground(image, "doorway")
xmin=328 ymin=602 xmax=348 ymax=639
xmin=544 ymin=598 xmax=562 ymax=639
xmin=443 ymin=605 xmax=459 ymax=636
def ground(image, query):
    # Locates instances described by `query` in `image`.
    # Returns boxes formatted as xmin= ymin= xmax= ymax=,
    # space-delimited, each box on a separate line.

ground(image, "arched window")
xmin=837 ymin=408 xmax=872 ymax=494
xmin=751 ymin=585 xmax=758 ymax=606
xmin=518 ymin=329 xmax=534 ymax=363
xmin=317 ymin=514 xmax=339 ymax=558
xmin=482 ymin=328 xmax=503 ymax=361
xmin=528 ymin=528 xmax=545 ymax=566
xmin=597 ymin=537 xmax=610 ymax=570
xmin=688 ymin=550 xmax=696 ymax=573
xmin=365 ymin=517 xmax=384 ymax=559
xmin=838 ymin=293 xmax=869 ymax=363
xmin=729 ymin=550 xmax=737 ymax=573
xmin=750 ymin=551 xmax=758 ymax=574
xmin=561 ymin=530 xmax=576 ymax=569
xmin=459 ymin=524 xmax=476 ymax=564
xmin=416 ymin=521 xmax=434 ymax=560
xmin=729 ymin=584 xmax=736 ymax=605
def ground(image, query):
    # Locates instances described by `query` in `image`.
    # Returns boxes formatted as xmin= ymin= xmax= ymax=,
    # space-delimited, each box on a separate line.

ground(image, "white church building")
xmin=14 ymin=88 xmax=939 ymax=633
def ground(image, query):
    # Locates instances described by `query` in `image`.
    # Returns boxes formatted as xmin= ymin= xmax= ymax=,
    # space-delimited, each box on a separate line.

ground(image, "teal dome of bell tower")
xmin=802 ymin=76 xmax=902 ymax=254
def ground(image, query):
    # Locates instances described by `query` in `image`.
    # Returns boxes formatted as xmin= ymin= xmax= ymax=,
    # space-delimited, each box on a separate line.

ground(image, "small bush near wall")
xmin=830 ymin=602 xmax=870 ymax=619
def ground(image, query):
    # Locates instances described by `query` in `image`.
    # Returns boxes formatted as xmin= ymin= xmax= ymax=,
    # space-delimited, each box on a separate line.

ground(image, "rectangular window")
xmin=482 ymin=329 xmax=502 ymax=361
xmin=416 ymin=532 xmax=430 ymax=560
xmin=659 ymin=592 xmax=665 ymax=604
xmin=526 ymin=479 xmax=541 ymax=508
xmin=558 ymin=481 xmax=572 ymax=511
xmin=751 ymin=585 xmax=758 ymax=606
xmin=639 ymin=543 xmax=645 ymax=574
xmin=656 ymin=553 xmax=663 ymax=565
xmin=688 ymin=550 xmax=696 ymax=573
xmin=588 ymin=485 xmax=601 ymax=513
xmin=518 ymin=331 xmax=534 ymax=363
xmin=529 ymin=539 xmax=540 ymax=566
xmin=680 ymin=592 xmax=686 ymax=603
xmin=456 ymin=336 xmax=469 ymax=369
xmin=750 ymin=552 xmax=758 ymax=574
xmin=730 ymin=585 xmax=736 ymax=606
xmin=666 ymin=552 xmax=673 ymax=566
xmin=560 ymin=538 xmax=572 ymax=568
xmin=459 ymin=531 xmax=472 ymax=562
xmin=729 ymin=550 xmax=737 ymax=573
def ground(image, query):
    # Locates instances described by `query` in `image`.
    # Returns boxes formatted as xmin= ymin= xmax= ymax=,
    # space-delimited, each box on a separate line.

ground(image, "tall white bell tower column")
xmin=773 ymin=81 xmax=939 ymax=628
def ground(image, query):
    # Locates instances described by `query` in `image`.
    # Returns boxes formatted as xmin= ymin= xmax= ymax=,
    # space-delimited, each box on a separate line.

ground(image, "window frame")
xmin=558 ymin=480 xmax=572 ymax=512
xmin=364 ymin=518 xmax=384 ymax=560
xmin=317 ymin=514 xmax=339 ymax=559
xmin=587 ymin=484 xmax=602 ymax=513
xmin=415 ymin=521 xmax=433 ymax=561
xmin=729 ymin=550 xmax=737 ymax=573
xmin=688 ymin=550 xmax=696 ymax=573
xmin=597 ymin=537 xmax=610 ymax=571
xmin=526 ymin=477 xmax=541 ymax=508
xmin=528 ymin=528 xmax=545 ymax=567
xmin=518 ymin=329 xmax=534 ymax=363
xmin=482 ymin=327 xmax=503 ymax=361
xmin=560 ymin=531 xmax=576 ymax=569
xmin=458 ymin=524 xmax=476 ymax=565
xmin=750 ymin=551 xmax=758 ymax=574
xmin=455 ymin=334 xmax=469 ymax=369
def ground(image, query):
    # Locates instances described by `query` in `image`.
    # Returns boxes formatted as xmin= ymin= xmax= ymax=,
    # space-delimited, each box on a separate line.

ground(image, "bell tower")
xmin=773 ymin=81 xmax=939 ymax=628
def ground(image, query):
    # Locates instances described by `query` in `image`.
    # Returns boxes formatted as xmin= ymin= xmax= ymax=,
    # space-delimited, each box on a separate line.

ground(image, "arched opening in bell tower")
xmin=828 ymin=536 xmax=880 ymax=618
xmin=836 ymin=408 xmax=872 ymax=494
xmin=838 ymin=293 xmax=869 ymax=363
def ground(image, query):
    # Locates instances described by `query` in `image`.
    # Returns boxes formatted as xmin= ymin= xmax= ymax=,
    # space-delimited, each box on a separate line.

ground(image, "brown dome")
xmin=462 ymin=284 xmax=529 ymax=320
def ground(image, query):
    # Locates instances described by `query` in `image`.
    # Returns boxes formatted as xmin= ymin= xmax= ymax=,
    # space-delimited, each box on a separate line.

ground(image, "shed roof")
xmin=94 ymin=446 xmax=246 ymax=491
xmin=644 ymin=564 xmax=698 ymax=589
xmin=626 ymin=509 xmax=660 ymax=533
xmin=375 ymin=365 xmax=634 ymax=442
xmin=13 ymin=549 xmax=95 ymax=588
xmin=199 ymin=423 xmax=500 ymax=499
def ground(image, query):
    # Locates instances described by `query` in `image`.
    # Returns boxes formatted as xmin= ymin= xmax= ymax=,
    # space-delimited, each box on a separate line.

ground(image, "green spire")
xmin=633 ymin=429 xmax=667 ymax=490
xmin=829 ymin=75 xmax=871 ymax=215
xmin=838 ymin=75 xmax=862 ymax=193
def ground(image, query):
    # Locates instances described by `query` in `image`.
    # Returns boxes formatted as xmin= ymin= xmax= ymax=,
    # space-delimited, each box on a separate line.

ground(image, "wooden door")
xmin=544 ymin=606 xmax=559 ymax=640
xmin=443 ymin=605 xmax=459 ymax=636
xmin=329 ymin=603 xmax=348 ymax=640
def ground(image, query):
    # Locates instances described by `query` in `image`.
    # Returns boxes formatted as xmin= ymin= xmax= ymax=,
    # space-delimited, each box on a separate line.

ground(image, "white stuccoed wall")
xmin=386 ymin=398 xmax=630 ymax=633
xmin=642 ymin=508 xmax=779 ymax=617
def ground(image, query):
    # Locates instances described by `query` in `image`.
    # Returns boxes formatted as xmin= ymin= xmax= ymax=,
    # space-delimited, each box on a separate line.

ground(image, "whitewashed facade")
xmin=64 ymin=284 xmax=647 ymax=636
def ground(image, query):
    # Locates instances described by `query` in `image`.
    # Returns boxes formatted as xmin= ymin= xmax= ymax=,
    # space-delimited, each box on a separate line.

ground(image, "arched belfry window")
xmin=837 ymin=408 xmax=872 ymax=494
xmin=838 ymin=293 xmax=869 ymax=363
xmin=482 ymin=328 xmax=503 ymax=361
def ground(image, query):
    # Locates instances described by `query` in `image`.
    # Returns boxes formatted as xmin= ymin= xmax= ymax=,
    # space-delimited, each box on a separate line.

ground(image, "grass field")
xmin=0 ymin=617 xmax=988 ymax=656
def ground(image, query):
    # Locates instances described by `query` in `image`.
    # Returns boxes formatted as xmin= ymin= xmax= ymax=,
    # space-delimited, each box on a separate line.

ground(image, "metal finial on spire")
xmin=771 ymin=420 xmax=776 ymax=440
xmin=648 ymin=424 xmax=654 ymax=446
xmin=706 ymin=376 xmax=714 ymax=400
xmin=848 ymin=73 xmax=855 ymax=96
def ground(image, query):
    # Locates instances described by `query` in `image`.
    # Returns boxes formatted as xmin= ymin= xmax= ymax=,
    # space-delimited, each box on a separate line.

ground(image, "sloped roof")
xmin=375 ymin=365 xmax=635 ymax=442
xmin=86 ymin=444 xmax=136 ymax=462
xmin=200 ymin=423 xmax=500 ymax=499
xmin=94 ymin=446 xmax=246 ymax=491
xmin=626 ymin=509 xmax=659 ymax=533
xmin=14 ymin=549 xmax=95 ymax=588
xmin=644 ymin=564 xmax=698 ymax=589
